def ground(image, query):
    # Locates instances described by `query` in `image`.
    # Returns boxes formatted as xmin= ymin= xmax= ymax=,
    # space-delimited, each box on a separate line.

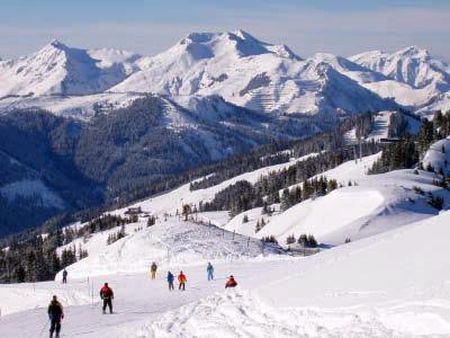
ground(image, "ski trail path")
xmin=0 ymin=258 xmax=293 ymax=337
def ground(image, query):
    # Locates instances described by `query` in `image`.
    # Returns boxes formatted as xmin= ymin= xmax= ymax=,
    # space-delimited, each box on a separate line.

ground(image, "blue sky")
xmin=0 ymin=0 xmax=449 ymax=60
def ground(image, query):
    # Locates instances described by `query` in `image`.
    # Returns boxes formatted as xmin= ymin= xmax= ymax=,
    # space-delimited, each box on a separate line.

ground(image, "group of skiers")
xmin=49 ymin=262 xmax=237 ymax=337
xmin=149 ymin=261 xmax=236 ymax=291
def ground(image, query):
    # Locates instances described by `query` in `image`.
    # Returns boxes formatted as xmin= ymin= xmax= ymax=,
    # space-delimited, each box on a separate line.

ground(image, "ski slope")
xmin=1 ymin=138 xmax=450 ymax=337
xmin=140 ymin=210 xmax=450 ymax=338
xmin=2 ymin=211 xmax=450 ymax=337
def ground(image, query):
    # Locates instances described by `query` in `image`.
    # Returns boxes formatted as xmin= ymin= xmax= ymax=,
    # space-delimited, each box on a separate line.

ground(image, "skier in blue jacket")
xmin=167 ymin=271 xmax=175 ymax=290
xmin=207 ymin=262 xmax=214 ymax=281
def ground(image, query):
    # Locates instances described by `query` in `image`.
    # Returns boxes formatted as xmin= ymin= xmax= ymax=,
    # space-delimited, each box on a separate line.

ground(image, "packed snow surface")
xmin=2 ymin=211 xmax=450 ymax=337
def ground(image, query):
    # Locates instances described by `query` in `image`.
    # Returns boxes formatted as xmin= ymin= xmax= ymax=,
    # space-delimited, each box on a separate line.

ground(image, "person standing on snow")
xmin=150 ymin=262 xmax=158 ymax=280
xmin=225 ymin=275 xmax=238 ymax=288
xmin=62 ymin=269 xmax=68 ymax=284
xmin=99 ymin=282 xmax=114 ymax=314
xmin=167 ymin=271 xmax=175 ymax=290
xmin=178 ymin=271 xmax=187 ymax=291
xmin=207 ymin=262 xmax=214 ymax=281
xmin=48 ymin=295 xmax=64 ymax=338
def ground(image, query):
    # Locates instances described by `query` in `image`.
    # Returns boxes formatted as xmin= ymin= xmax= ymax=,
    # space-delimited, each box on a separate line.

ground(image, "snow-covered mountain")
xmin=350 ymin=46 xmax=450 ymax=90
xmin=0 ymin=40 xmax=141 ymax=97
xmin=350 ymin=46 xmax=450 ymax=111
xmin=1 ymin=32 xmax=449 ymax=118
xmin=112 ymin=30 xmax=393 ymax=115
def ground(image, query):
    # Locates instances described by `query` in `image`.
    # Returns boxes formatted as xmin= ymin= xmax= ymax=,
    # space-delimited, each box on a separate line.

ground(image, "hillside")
xmin=57 ymin=217 xmax=283 ymax=279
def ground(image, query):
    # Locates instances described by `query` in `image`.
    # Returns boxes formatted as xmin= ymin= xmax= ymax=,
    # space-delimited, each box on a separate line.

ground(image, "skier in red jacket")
xmin=225 ymin=275 xmax=238 ymax=288
xmin=99 ymin=282 xmax=114 ymax=314
xmin=178 ymin=271 xmax=187 ymax=291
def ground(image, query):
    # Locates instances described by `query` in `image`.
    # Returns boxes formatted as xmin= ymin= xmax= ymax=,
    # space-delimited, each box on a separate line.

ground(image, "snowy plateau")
xmin=1 ymin=135 xmax=450 ymax=337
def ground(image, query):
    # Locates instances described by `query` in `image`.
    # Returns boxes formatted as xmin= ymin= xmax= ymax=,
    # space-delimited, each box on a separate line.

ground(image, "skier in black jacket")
xmin=48 ymin=295 xmax=64 ymax=338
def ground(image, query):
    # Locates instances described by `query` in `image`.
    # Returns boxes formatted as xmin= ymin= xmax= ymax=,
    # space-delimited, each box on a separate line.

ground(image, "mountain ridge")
xmin=1 ymin=31 xmax=447 ymax=118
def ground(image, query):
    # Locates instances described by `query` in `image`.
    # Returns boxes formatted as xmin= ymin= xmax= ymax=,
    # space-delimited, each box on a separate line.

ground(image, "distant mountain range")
xmin=1 ymin=30 xmax=449 ymax=118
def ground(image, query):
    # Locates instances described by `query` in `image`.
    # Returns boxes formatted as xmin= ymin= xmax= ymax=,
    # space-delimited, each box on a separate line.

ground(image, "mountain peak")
xmin=396 ymin=45 xmax=429 ymax=58
xmin=182 ymin=32 xmax=216 ymax=44
xmin=233 ymin=29 xmax=258 ymax=41
xmin=45 ymin=39 xmax=69 ymax=51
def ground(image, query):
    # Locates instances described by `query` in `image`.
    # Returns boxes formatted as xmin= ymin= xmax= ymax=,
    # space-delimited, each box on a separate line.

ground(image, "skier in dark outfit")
xmin=207 ymin=262 xmax=214 ymax=281
xmin=99 ymin=282 xmax=114 ymax=314
xmin=62 ymin=269 xmax=68 ymax=284
xmin=48 ymin=295 xmax=64 ymax=338
xmin=167 ymin=271 xmax=175 ymax=290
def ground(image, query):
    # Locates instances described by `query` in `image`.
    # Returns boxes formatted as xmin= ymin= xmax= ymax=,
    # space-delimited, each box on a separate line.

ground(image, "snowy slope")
xmin=224 ymin=152 xmax=449 ymax=246
xmin=3 ymin=211 xmax=450 ymax=337
xmin=139 ymin=210 xmax=450 ymax=338
xmin=57 ymin=217 xmax=282 ymax=279
xmin=365 ymin=111 xmax=393 ymax=141
xmin=422 ymin=136 xmax=450 ymax=175
xmin=111 ymin=152 xmax=319 ymax=218
xmin=0 ymin=92 xmax=145 ymax=120
xmin=258 ymin=169 xmax=448 ymax=245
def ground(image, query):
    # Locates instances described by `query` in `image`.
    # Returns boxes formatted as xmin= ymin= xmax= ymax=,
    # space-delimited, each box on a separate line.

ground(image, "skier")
xmin=62 ymin=269 xmax=68 ymax=284
xmin=99 ymin=282 xmax=114 ymax=314
xmin=178 ymin=271 xmax=187 ymax=291
xmin=167 ymin=271 xmax=175 ymax=290
xmin=150 ymin=262 xmax=158 ymax=280
xmin=48 ymin=295 xmax=64 ymax=338
xmin=225 ymin=275 xmax=238 ymax=288
xmin=207 ymin=262 xmax=214 ymax=281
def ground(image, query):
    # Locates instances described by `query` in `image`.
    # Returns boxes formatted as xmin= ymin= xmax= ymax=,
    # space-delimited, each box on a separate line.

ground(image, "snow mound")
xmin=137 ymin=291 xmax=399 ymax=338
xmin=422 ymin=136 xmax=450 ymax=175
xmin=59 ymin=218 xmax=282 ymax=279
xmin=259 ymin=168 xmax=448 ymax=245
